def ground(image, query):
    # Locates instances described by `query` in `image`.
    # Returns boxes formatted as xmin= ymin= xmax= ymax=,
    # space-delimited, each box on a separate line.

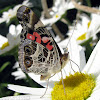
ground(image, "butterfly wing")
xmin=17 ymin=6 xmax=62 ymax=80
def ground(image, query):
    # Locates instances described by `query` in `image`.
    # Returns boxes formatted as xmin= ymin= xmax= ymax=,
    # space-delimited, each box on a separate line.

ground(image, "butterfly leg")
xmin=69 ymin=59 xmax=81 ymax=73
xmin=61 ymin=70 xmax=66 ymax=96
xmin=40 ymin=78 xmax=50 ymax=98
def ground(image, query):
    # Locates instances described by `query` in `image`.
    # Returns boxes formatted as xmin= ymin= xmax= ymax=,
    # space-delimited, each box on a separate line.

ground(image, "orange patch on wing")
xmin=27 ymin=32 xmax=41 ymax=44
xmin=46 ymin=42 xmax=53 ymax=51
xmin=33 ymin=32 xmax=41 ymax=44
xmin=27 ymin=33 xmax=35 ymax=40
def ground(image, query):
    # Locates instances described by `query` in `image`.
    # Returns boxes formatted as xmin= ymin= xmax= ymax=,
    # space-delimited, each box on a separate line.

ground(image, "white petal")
xmin=79 ymin=46 xmax=86 ymax=70
xmin=88 ymin=14 xmax=100 ymax=36
xmin=9 ymin=24 xmax=16 ymax=35
xmin=16 ymin=24 xmax=22 ymax=35
xmin=0 ymin=18 xmax=6 ymax=23
xmin=13 ymin=62 xmax=19 ymax=69
xmin=0 ymin=95 xmax=51 ymax=100
xmin=8 ymin=84 xmax=52 ymax=96
xmin=87 ymin=89 xmax=100 ymax=100
xmin=93 ymin=82 xmax=100 ymax=91
xmin=13 ymin=5 xmax=20 ymax=13
xmin=91 ymin=89 xmax=100 ymax=97
xmin=67 ymin=1 xmax=75 ymax=9
xmin=93 ymin=74 xmax=100 ymax=91
xmin=67 ymin=36 xmax=85 ymax=72
xmin=83 ymin=40 xmax=100 ymax=75
xmin=12 ymin=62 xmax=26 ymax=80
xmin=28 ymin=73 xmax=57 ymax=88
xmin=7 ymin=24 xmax=21 ymax=47
xmin=81 ymin=14 xmax=90 ymax=28
xmin=54 ymin=35 xmax=61 ymax=43
xmin=12 ymin=68 xmax=26 ymax=80
xmin=22 ymin=0 xmax=33 ymax=7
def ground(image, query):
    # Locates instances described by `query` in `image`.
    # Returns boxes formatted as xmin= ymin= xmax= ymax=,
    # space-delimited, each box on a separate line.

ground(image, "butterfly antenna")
xmin=69 ymin=59 xmax=81 ymax=72
xmin=40 ymin=78 xmax=50 ymax=98
xmin=66 ymin=20 xmax=81 ymax=73
xmin=66 ymin=20 xmax=77 ymax=48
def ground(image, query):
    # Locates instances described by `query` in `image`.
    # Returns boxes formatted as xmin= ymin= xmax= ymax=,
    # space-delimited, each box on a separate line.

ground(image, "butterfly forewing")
xmin=17 ymin=6 xmax=62 ymax=80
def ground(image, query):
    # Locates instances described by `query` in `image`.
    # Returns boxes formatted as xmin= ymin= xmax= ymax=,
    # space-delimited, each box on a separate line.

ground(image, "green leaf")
xmin=1 ymin=45 xmax=18 ymax=61
xmin=85 ymin=43 xmax=93 ymax=61
xmin=80 ymin=37 xmax=92 ymax=46
xmin=0 ymin=6 xmax=13 ymax=14
xmin=0 ymin=62 xmax=11 ymax=72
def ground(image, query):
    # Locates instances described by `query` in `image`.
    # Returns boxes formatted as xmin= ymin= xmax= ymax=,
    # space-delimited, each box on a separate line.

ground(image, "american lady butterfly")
xmin=17 ymin=5 xmax=69 ymax=80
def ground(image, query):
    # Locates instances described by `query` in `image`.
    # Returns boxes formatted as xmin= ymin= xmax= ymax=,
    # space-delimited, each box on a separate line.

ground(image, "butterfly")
xmin=17 ymin=5 xmax=69 ymax=80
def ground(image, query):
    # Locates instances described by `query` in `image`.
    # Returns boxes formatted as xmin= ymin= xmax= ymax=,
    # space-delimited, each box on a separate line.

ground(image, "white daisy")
xmin=0 ymin=0 xmax=32 ymax=23
xmin=69 ymin=13 xmax=100 ymax=44
xmin=0 ymin=24 xmax=22 ymax=55
xmin=41 ymin=0 xmax=74 ymax=25
xmin=4 ymin=39 xmax=100 ymax=100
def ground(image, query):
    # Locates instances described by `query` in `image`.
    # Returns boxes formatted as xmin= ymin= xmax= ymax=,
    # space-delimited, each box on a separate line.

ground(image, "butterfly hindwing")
xmin=17 ymin=6 xmax=62 ymax=79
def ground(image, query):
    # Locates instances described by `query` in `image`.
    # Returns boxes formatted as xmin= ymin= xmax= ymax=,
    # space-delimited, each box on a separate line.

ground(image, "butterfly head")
xmin=60 ymin=52 xmax=69 ymax=69
xmin=17 ymin=5 xmax=39 ymax=29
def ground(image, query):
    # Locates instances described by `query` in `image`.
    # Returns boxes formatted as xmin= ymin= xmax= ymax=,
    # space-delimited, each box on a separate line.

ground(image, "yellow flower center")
xmin=8 ymin=14 xmax=12 ymax=17
xmin=1 ymin=42 xmax=9 ymax=50
xmin=55 ymin=14 xmax=59 ymax=18
xmin=51 ymin=72 xmax=95 ymax=100
xmin=88 ymin=21 xmax=91 ymax=28
xmin=76 ymin=33 xmax=87 ymax=41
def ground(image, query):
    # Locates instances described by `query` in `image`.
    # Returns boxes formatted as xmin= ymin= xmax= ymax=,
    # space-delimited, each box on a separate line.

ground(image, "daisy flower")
xmin=4 ymin=39 xmax=100 ymax=100
xmin=0 ymin=0 xmax=32 ymax=23
xmin=41 ymin=0 xmax=74 ymax=25
xmin=69 ymin=13 xmax=100 ymax=44
xmin=0 ymin=24 xmax=22 ymax=55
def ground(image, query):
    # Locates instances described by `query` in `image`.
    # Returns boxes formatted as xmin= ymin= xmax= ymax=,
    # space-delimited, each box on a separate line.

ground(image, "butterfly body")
xmin=17 ymin=6 xmax=69 ymax=80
